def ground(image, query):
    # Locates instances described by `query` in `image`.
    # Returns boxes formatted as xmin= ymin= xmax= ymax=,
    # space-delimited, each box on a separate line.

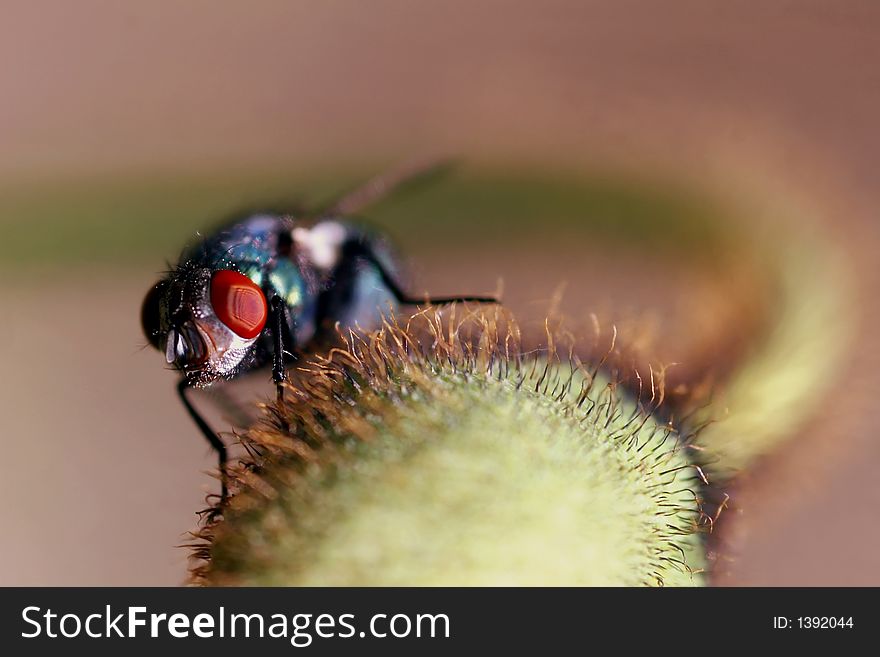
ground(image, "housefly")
xmin=141 ymin=162 xmax=497 ymax=500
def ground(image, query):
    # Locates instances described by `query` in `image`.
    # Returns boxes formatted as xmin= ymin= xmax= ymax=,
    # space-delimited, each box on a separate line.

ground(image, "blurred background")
xmin=1 ymin=1 xmax=878 ymax=585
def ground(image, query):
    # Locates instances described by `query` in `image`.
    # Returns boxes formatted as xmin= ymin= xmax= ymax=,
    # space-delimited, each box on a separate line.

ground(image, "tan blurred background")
xmin=1 ymin=1 xmax=878 ymax=585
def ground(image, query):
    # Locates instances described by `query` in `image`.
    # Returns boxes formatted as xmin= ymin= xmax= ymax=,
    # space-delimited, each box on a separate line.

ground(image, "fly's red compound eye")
xmin=210 ymin=270 xmax=268 ymax=339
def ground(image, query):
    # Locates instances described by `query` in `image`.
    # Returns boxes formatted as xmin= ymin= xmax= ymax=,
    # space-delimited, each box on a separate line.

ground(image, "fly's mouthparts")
xmin=165 ymin=323 xmax=207 ymax=367
xmin=164 ymin=328 xmax=179 ymax=364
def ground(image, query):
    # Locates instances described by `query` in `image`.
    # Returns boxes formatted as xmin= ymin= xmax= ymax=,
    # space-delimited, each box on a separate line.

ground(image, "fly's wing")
xmin=299 ymin=158 xmax=454 ymax=310
xmin=313 ymin=157 xmax=458 ymax=219
xmin=174 ymin=159 xmax=451 ymax=270
xmin=311 ymin=160 xmax=497 ymax=305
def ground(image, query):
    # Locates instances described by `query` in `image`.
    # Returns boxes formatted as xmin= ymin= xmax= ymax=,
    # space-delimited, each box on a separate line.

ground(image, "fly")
xmin=140 ymin=161 xmax=498 ymax=501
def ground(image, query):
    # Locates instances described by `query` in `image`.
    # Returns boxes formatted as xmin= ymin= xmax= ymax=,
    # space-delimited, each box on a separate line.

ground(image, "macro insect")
xmin=141 ymin=163 xmax=497 ymax=500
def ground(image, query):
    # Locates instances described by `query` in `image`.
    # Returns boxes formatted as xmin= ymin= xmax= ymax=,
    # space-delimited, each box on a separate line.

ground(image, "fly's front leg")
xmin=269 ymin=295 xmax=291 ymax=431
xmin=177 ymin=378 xmax=228 ymax=502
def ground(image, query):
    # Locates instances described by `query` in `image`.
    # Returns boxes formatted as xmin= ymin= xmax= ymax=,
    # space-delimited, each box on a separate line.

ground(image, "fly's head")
xmin=141 ymin=266 xmax=268 ymax=386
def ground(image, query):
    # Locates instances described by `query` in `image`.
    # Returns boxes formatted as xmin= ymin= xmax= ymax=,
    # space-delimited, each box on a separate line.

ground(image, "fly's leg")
xmin=177 ymin=296 xmax=291 ymax=505
xmin=342 ymin=239 xmax=499 ymax=306
xmin=268 ymin=295 xmax=291 ymax=432
xmin=177 ymin=378 xmax=228 ymax=502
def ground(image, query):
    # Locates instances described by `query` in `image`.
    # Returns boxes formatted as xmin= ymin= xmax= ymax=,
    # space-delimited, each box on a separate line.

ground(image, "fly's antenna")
xmin=315 ymin=157 xmax=458 ymax=218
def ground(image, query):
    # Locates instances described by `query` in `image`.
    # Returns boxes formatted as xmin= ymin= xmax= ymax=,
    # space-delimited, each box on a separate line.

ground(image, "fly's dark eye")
xmin=141 ymin=280 xmax=168 ymax=348
xmin=210 ymin=270 xmax=268 ymax=339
